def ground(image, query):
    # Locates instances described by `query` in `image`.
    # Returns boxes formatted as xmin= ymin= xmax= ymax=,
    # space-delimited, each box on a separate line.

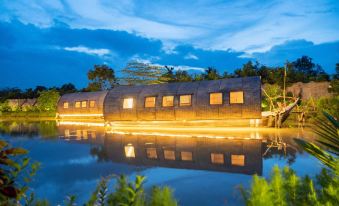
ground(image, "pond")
xmin=0 ymin=121 xmax=322 ymax=206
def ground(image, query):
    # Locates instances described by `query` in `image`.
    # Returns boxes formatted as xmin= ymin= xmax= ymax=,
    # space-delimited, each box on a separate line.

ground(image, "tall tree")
xmin=121 ymin=61 xmax=166 ymax=85
xmin=234 ymin=61 xmax=259 ymax=77
xmin=203 ymin=67 xmax=221 ymax=80
xmin=87 ymin=65 xmax=117 ymax=91
xmin=59 ymin=83 xmax=77 ymax=95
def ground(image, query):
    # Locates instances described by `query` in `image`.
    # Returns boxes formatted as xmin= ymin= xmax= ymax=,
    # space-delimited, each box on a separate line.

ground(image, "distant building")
xmin=7 ymin=99 xmax=27 ymax=111
xmin=7 ymin=98 xmax=37 ymax=111
xmin=21 ymin=98 xmax=37 ymax=111
xmin=286 ymin=81 xmax=332 ymax=100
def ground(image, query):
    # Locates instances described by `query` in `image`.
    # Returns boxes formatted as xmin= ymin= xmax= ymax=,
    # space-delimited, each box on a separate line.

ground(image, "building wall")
xmin=57 ymin=91 xmax=108 ymax=120
xmin=104 ymin=76 xmax=262 ymax=121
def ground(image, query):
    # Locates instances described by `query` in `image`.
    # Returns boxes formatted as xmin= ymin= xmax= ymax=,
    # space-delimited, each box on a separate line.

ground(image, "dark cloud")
xmin=253 ymin=40 xmax=339 ymax=73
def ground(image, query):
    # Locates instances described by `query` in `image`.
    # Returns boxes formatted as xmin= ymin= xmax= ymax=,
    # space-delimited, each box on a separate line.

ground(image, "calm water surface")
xmin=0 ymin=121 xmax=322 ymax=206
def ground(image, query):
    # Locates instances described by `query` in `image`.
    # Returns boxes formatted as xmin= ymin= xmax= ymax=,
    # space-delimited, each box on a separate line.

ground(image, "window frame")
xmin=179 ymin=94 xmax=192 ymax=107
xmin=162 ymin=95 xmax=174 ymax=107
xmin=81 ymin=100 xmax=87 ymax=108
xmin=63 ymin=101 xmax=69 ymax=109
xmin=229 ymin=91 xmax=244 ymax=104
xmin=209 ymin=92 xmax=223 ymax=105
xmin=75 ymin=101 xmax=81 ymax=108
xmin=123 ymin=97 xmax=134 ymax=109
xmin=146 ymin=148 xmax=158 ymax=159
xmin=210 ymin=153 xmax=225 ymax=164
xmin=89 ymin=100 xmax=96 ymax=108
xmin=144 ymin=96 xmax=156 ymax=108
xmin=231 ymin=154 xmax=245 ymax=166
xmin=180 ymin=151 xmax=193 ymax=161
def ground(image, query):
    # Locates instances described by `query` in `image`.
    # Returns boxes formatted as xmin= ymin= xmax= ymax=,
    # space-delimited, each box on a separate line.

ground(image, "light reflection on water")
xmin=0 ymin=121 xmax=322 ymax=206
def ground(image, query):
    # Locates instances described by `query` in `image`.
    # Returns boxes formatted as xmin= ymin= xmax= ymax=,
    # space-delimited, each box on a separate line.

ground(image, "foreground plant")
xmin=295 ymin=111 xmax=338 ymax=169
xmin=86 ymin=175 xmax=178 ymax=206
xmin=0 ymin=139 xmax=40 ymax=205
xmin=240 ymin=164 xmax=339 ymax=206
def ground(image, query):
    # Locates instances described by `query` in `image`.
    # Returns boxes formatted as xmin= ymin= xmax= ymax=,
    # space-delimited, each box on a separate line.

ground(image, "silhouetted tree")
xmin=87 ymin=65 xmax=117 ymax=91
xmin=203 ymin=67 xmax=221 ymax=80
xmin=59 ymin=83 xmax=77 ymax=95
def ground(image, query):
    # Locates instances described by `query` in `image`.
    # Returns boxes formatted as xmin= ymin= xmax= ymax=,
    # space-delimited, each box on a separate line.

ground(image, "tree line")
xmin=0 ymin=55 xmax=338 ymax=102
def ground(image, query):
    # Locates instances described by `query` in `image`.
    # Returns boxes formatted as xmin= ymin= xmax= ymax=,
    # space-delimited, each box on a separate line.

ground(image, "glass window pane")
xmin=75 ymin=101 xmax=81 ymax=108
xmin=123 ymin=98 xmax=134 ymax=109
xmin=231 ymin=155 xmax=245 ymax=166
xmin=210 ymin=93 xmax=222 ymax=105
xmin=124 ymin=145 xmax=135 ymax=158
xmin=89 ymin=100 xmax=96 ymax=108
xmin=211 ymin=153 xmax=224 ymax=164
xmin=180 ymin=95 xmax=192 ymax=106
xmin=63 ymin=102 xmax=69 ymax=108
xmin=145 ymin=97 xmax=156 ymax=108
xmin=230 ymin=91 xmax=244 ymax=104
xmin=162 ymin=96 xmax=174 ymax=107
xmin=81 ymin=101 xmax=87 ymax=108
xmin=181 ymin=151 xmax=193 ymax=161
xmin=164 ymin=150 xmax=175 ymax=160
xmin=146 ymin=148 xmax=157 ymax=159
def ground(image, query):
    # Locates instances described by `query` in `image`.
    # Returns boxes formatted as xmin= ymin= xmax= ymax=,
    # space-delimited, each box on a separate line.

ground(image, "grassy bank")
xmin=0 ymin=111 xmax=56 ymax=121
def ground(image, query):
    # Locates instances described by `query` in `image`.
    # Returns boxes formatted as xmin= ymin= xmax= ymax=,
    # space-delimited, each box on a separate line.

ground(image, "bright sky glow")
xmin=0 ymin=0 xmax=338 ymax=88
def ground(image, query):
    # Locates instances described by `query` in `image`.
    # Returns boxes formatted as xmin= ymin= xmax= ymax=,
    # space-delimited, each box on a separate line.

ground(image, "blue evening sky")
xmin=0 ymin=0 xmax=338 ymax=89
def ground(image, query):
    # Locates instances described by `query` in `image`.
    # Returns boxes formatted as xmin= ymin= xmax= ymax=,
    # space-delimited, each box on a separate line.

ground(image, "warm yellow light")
xmin=210 ymin=93 xmax=222 ymax=105
xmin=179 ymin=95 xmax=192 ymax=106
xmin=123 ymin=98 xmax=134 ymax=109
xmin=57 ymin=121 xmax=105 ymax=127
xmin=231 ymin=155 xmax=245 ymax=166
xmin=124 ymin=144 xmax=135 ymax=158
xmin=58 ymin=114 xmax=104 ymax=117
xmin=230 ymin=91 xmax=244 ymax=104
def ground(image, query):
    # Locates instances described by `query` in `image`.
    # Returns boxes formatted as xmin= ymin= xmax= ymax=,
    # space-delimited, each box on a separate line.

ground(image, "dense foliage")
xmin=0 ymin=140 xmax=40 ymax=206
xmin=86 ymin=64 xmax=117 ymax=91
xmin=241 ymin=164 xmax=339 ymax=206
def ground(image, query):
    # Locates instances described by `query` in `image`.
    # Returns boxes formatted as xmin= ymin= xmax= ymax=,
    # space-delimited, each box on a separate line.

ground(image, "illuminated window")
xmin=231 ymin=155 xmax=245 ymax=166
xmin=64 ymin=129 xmax=70 ymax=138
xmin=124 ymin=144 xmax=135 ymax=158
xmin=164 ymin=150 xmax=175 ymax=160
xmin=81 ymin=100 xmax=87 ymax=108
xmin=162 ymin=96 xmax=174 ymax=107
xmin=230 ymin=91 xmax=244 ymax=104
xmin=89 ymin=100 xmax=96 ymax=108
xmin=146 ymin=148 xmax=158 ymax=159
xmin=145 ymin=97 xmax=156 ymax=108
xmin=63 ymin=102 xmax=69 ymax=109
xmin=75 ymin=101 xmax=81 ymax=108
xmin=210 ymin=93 xmax=222 ymax=105
xmin=179 ymin=95 xmax=192 ymax=106
xmin=123 ymin=98 xmax=134 ymax=109
xmin=181 ymin=151 xmax=193 ymax=161
xmin=211 ymin=153 xmax=224 ymax=164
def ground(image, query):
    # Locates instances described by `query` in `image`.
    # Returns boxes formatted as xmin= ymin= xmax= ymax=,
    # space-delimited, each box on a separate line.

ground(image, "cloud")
xmin=184 ymin=53 xmax=198 ymax=60
xmin=64 ymin=46 xmax=110 ymax=56
xmin=1 ymin=0 xmax=338 ymax=53
xmin=252 ymin=39 xmax=339 ymax=73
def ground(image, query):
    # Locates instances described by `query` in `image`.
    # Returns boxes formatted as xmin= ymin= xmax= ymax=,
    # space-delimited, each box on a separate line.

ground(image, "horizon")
xmin=0 ymin=0 xmax=338 ymax=89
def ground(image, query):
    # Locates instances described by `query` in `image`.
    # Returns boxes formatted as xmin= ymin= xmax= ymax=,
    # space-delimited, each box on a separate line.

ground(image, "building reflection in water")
xmin=57 ymin=123 xmax=264 ymax=175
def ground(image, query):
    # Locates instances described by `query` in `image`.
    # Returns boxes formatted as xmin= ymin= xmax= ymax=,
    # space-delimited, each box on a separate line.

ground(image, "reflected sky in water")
xmin=0 ymin=121 xmax=322 ymax=206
